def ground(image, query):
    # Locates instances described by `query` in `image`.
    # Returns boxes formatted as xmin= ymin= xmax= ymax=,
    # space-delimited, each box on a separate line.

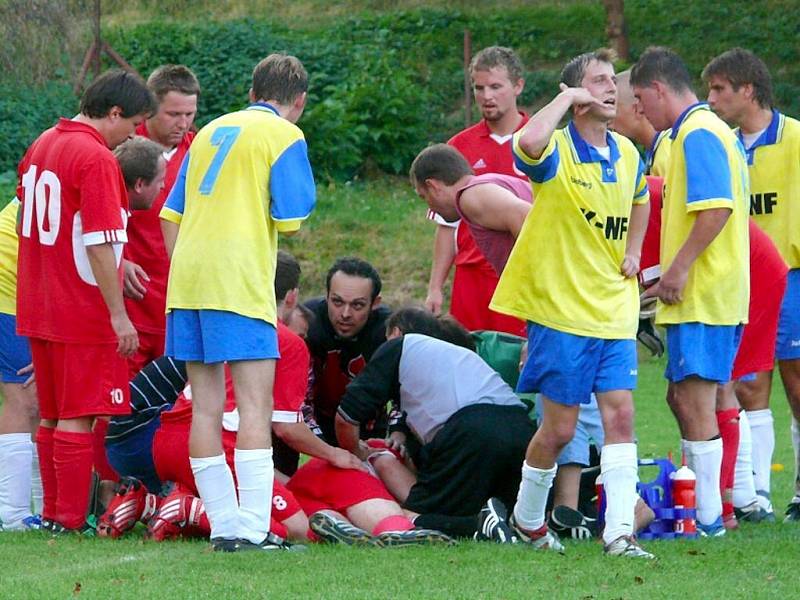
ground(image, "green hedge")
xmin=2 ymin=2 xmax=799 ymax=180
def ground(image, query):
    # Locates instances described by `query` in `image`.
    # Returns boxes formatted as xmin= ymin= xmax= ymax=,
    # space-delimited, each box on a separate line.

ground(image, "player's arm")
xmin=86 ymin=243 xmax=138 ymax=357
xmin=273 ymin=421 xmax=366 ymax=470
xmin=458 ymin=184 xmax=531 ymax=238
xmin=516 ymin=83 xmax=605 ymax=160
xmin=426 ymin=225 xmax=456 ymax=315
xmin=270 ymin=138 xmax=316 ymax=235
xmin=335 ymin=338 xmax=403 ymax=459
xmin=645 ymin=129 xmax=733 ymax=304
xmin=621 ymin=160 xmax=650 ymax=277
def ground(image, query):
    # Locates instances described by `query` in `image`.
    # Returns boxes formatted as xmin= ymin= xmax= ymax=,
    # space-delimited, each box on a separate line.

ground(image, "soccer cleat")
xmin=475 ymin=497 xmax=516 ymax=543
xmin=549 ymin=505 xmax=594 ymax=540
xmin=783 ymin=498 xmax=800 ymax=523
xmin=146 ymin=488 xmax=209 ymax=542
xmin=49 ymin=520 xmax=97 ymax=537
xmin=211 ymin=537 xmax=239 ymax=553
xmin=722 ymin=511 xmax=739 ymax=530
xmin=97 ymin=477 xmax=159 ymax=539
xmin=603 ymin=535 xmax=656 ymax=559
xmin=309 ymin=511 xmax=378 ymax=546
xmin=697 ymin=517 xmax=726 ymax=537
xmin=509 ymin=514 xmax=565 ymax=553
xmin=734 ymin=500 xmax=768 ymax=523
xmin=376 ymin=528 xmax=456 ymax=548
xmin=235 ymin=532 xmax=308 ymax=553
xmin=755 ymin=490 xmax=776 ymax=522
xmin=0 ymin=514 xmax=43 ymax=532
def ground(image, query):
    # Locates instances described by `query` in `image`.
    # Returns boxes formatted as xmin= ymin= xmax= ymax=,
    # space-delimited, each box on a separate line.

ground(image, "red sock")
xmin=270 ymin=520 xmax=288 ymax=540
xmin=35 ymin=426 xmax=57 ymax=521
xmin=717 ymin=408 xmax=740 ymax=513
xmin=92 ymin=418 xmax=118 ymax=482
xmin=53 ymin=430 xmax=94 ymax=529
xmin=372 ymin=515 xmax=415 ymax=535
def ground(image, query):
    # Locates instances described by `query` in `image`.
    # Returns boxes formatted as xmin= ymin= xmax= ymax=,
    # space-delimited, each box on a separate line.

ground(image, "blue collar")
xmin=567 ymin=121 xmax=621 ymax=164
xmin=669 ymin=102 xmax=709 ymax=140
xmin=247 ymin=101 xmax=280 ymax=116
xmin=737 ymin=109 xmax=781 ymax=150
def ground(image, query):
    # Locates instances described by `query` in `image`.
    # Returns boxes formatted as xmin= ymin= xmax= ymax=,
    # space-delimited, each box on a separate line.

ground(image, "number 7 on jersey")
xmin=199 ymin=126 xmax=241 ymax=195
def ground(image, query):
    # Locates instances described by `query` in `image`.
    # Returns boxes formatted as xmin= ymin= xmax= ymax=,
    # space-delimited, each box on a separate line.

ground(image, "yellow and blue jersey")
xmin=737 ymin=110 xmax=800 ymax=268
xmin=491 ymin=122 xmax=649 ymax=340
xmin=658 ymin=103 xmax=749 ymax=326
xmin=646 ymin=129 xmax=671 ymax=177
xmin=162 ymin=103 xmax=315 ymax=324
xmin=0 ymin=199 xmax=19 ymax=315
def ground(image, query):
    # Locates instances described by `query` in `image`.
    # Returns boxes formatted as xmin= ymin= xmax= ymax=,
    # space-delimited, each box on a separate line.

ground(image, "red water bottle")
xmin=595 ymin=474 xmax=605 ymax=526
xmin=671 ymin=464 xmax=697 ymax=536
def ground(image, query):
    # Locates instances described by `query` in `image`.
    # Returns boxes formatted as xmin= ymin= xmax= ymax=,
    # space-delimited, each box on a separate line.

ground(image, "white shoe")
xmin=509 ymin=514 xmax=565 ymax=553
xmin=604 ymin=535 xmax=656 ymax=559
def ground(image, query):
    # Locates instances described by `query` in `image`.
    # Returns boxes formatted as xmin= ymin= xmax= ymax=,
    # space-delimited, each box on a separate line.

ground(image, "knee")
xmin=604 ymin=404 xmax=634 ymax=439
xmin=539 ymin=421 xmax=577 ymax=450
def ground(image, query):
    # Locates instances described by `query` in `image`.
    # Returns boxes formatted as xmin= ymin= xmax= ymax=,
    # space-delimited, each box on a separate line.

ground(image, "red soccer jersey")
xmin=16 ymin=119 xmax=128 ymax=343
xmin=124 ymin=123 xmax=194 ymax=334
xmin=160 ymin=322 xmax=309 ymax=427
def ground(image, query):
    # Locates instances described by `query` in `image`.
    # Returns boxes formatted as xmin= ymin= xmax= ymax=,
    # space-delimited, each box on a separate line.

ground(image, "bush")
xmin=2 ymin=3 xmax=800 ymax=179
xmin=0 ymin=82 xmax=78 ymax=180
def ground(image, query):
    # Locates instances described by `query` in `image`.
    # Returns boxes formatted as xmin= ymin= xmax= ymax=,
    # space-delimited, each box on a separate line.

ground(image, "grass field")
xmin=0 ymin=357 xmax=797 ymax=599
xmin=1 ymin=182 xmax=797 ymax=599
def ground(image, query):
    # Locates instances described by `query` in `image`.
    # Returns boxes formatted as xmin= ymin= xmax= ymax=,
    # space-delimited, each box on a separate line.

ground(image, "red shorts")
xmin=286 ymin=457 xmax=395 ymax=516
xmin=451 ymin=264 xmax=525 ymax=336
xmin=126 ymin=329 xmax=166 ymax=379
xmin=733 ymin=277 xmax=786 ymax=380
xmin=152 ymin=423 xmax=302 ymax=523
xmin=31 ymin=338 xmax=130 ymax=420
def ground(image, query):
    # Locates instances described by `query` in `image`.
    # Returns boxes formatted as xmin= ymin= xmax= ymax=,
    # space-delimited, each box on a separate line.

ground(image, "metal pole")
xmin=463 ymin=29 xmax=472 ymax=128
xmin=93 ymin=0 xmax=101 ymax=76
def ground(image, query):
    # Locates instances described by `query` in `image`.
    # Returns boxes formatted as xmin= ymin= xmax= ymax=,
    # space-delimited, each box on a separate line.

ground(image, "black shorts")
xmin=403 ymin=403 xmax=535 ymax=516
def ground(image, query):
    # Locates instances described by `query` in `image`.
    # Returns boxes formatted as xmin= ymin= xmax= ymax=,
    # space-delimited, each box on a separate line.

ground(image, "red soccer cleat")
xmin=146 ymin=486 xmax=210 ymax=542
xmin=97 ymin=477 xmax=160 ymax=539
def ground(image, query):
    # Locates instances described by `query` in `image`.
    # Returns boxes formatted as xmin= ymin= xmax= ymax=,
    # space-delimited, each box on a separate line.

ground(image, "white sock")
xmin=733 ymin=410 xmax=758 ymax=508
xmin=30 ymin=441 xmax=43 ymax=515
xmin=792 ymin=417 xmax=800 ymax=500
xmin=600 ymin=443 xmax=638 ymax=544
xmin=684 ymin=438 xmax=723 ymax=526
xmin=234 ymin=448 xmax=273 ymax=544
xmin=190 ymin=454 xmax=239 ymax=540
xmin=0 ymin=433 xmax=34 ymax=529
xmin=513 ymin=461 xmax=557 ymax=532
xmin=746 ymin=409 xmax=774 ymax=494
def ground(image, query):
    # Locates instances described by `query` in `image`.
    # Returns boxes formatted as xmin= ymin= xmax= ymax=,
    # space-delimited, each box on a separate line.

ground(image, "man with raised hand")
xmin=631 ymin=47 xmax=749 ymax=537
xmin=703 ymin=48 xmax=800 ymax=523
xmin=160 ymin=54 xmax=316 ymax=552
xmin=16 ymin=70 xmax=156 ymax=534
xmin=492 ymin=49 xmax=652 ymax=558
xmin=426 ymin=46 xmax=528 ymax=336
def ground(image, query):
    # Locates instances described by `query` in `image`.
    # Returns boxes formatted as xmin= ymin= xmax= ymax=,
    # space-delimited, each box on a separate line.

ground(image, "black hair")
xmin=325 ymin=256 xmax=382 ymax=301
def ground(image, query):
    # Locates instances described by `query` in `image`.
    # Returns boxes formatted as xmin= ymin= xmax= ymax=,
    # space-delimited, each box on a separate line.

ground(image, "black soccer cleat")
xmin=474 ymin=497 xmax=517 ymax=543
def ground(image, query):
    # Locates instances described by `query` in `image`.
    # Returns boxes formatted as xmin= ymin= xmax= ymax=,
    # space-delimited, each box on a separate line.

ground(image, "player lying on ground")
xmin=336 ymin=307 xmax=536 ymax=541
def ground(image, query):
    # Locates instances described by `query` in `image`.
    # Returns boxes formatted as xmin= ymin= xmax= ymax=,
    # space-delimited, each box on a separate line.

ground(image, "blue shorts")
xmin=105 ymin=416 xmax=163 ymax=494
xmin=777 ymin=269 xmax=800 ymax=360
xmin=535 ymin=393 xmax=604 ymax=466
xmin=517 ymin=323 xmax=637 ymax=406
xmin=0 ymin=313 xmax=31 ymax=384
xmin=665 ymin=323 xmax=743 ymax=384
xmin=166 ymin=309 xmax=279 ymax=364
